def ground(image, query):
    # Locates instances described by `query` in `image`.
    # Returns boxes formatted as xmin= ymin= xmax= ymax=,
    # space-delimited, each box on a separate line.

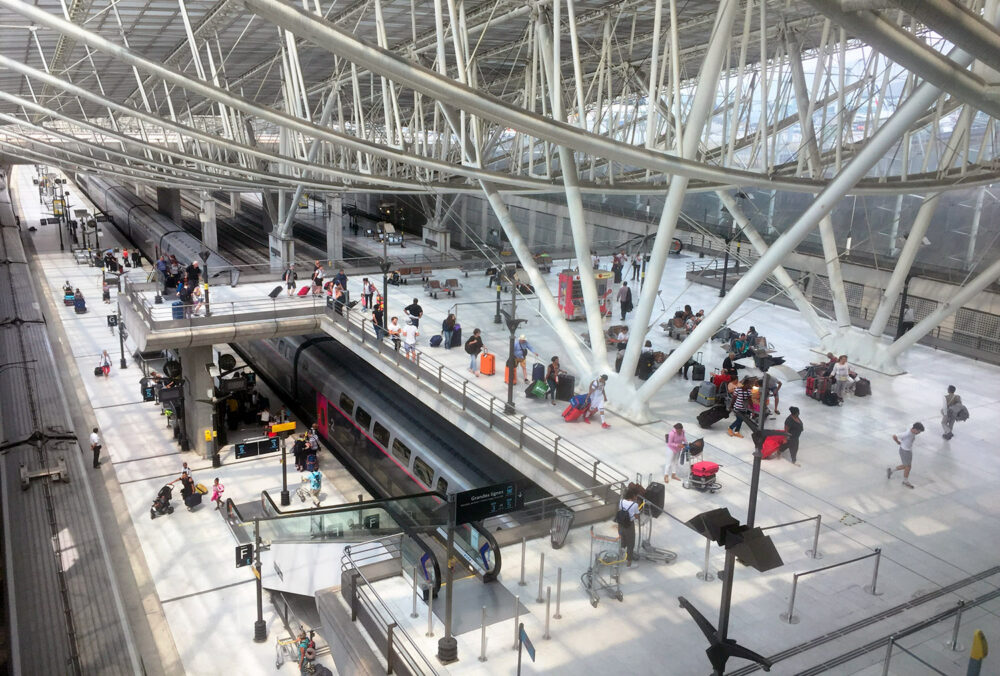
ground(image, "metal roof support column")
xmin=965 ymin=187 xmax=986 ymax=269
xmin=615 ymin=0 xmax=739 ymax=401
xmin=716 ymin=190 xmax=831 ymax=340
xmin=636 ymin=41 xmax=972 ymax=403
xmin=199 ymin=191 xmax=217 ymax=253
xmin=326 ymin=194 xmax=343 ymax=265
xmin=786 ymin=29 xmax=852 ymax=330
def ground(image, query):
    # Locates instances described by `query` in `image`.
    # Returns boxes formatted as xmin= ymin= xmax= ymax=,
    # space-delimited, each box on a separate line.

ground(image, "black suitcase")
xmin=555 ymin=374 xmax=575 ymax=401
xmin=643 ymin=482 xmax=665 ymax=518
xmin=691 ymin=363 xmax=706 ymax=381
xmin=451 ymin=325 xmax=462 ymax=348
xmin=697 ymin=404 xmax=730 ymax=429
xmin=532 ymin=362 xmax=545 ymax=382
xmin=94 ymin=366 xmax=103 ymax=377
xmin=268 ymin=286 xmax=282 ymax=299
xmin=184 ymin=493 xmax=202 ymax=508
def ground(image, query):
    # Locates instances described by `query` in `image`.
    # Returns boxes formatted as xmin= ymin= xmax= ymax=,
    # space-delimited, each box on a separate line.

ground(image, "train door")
xmin=316 ymin=392 xmax=329 ymax=437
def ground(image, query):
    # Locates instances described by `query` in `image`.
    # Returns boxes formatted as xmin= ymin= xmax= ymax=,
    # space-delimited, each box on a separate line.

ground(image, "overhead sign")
xmin=455 ymin=482 xmax=523 ymax=525
xmin=235 ymin=544 xmax=253 ymax=568
xmin=52 ymin=198 xmax=64 ymax=216
xmin=235 ymin=436 xmax=280 ymax=460
xmin=269 ymin=421 xmax=297 ymax=434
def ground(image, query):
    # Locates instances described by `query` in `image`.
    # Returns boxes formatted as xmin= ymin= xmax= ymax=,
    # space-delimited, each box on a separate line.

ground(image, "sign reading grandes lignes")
xmin=455 ymin=481 xmax=523 ymax=525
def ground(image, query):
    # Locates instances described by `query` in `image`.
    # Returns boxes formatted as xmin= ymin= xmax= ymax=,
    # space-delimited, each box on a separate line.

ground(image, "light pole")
xmin=500 ymin=270 xmax=527 ymax=415
xmin=200 ymin=249 xmax=212 ymax=317
xmin=117 ymin=307 xmax=128 ymax=369
xmin=379 ymin=232 xmax=390 ymax=337
xmin=493 ymin=263 xmax=504 ymax=324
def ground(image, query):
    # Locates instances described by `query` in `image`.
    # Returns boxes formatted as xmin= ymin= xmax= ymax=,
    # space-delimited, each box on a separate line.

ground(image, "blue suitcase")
xmin=532 ymin=362 xmax=545 ymax=382
xmin=171 ymin=300 xmax=184 ymax=319
xmin=451 ymin=324 xmax=462 ymax=348
xmin=429 ymin=335 xmax=443 ymax=347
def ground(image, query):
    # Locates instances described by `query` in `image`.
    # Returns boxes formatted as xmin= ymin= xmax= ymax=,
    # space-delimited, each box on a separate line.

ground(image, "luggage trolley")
xmin=582 ymin=526 xmax=625 ymax=607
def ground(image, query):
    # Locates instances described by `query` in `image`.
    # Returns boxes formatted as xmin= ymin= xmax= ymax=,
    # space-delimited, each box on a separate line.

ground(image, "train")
xmin=74 ymin=173 xmax=240 ymax=284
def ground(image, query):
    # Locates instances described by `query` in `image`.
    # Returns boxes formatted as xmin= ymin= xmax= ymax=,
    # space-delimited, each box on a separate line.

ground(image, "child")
xmin=210 ymin=478 xmax=225 ymax=510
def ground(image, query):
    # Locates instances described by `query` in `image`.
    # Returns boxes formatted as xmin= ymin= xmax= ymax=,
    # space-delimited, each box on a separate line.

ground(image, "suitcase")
xmin=712 ymin=373 xmax=733 ymax=388
xmin=195 ymin=483 xmax=208 ymax=495
xmin=184 ymin=493 xmax=202 ymax=508
xmin=63 ymin=294 xmax=74 ymax=306
xmin=806 ymin=376 xmax=830 ymax=400
xmin=555 ymin=374 xmax=575 ymax=401
xmin=171 ymin=300 xmax=184 ymax=320
xmin=854 ymin=378 xmax=871 ymax=397
xmin=562 ymin=405 xmax=585 ymax=422
xmin=532 ymin=363 xmax=545 ymax=382
xmin=569 ymin=394 xmax=589 ymax=409
xmin=297 ymin=285 xmax=311 ymax=296
xmin=268 ymin=286 xmax=282 ymax=299
xmin=697 ymin=404 xmax=730 ymax=429
xmin=689 ymin=386 xmax=699 ymax=402
xmin=696 ymin=381 xmax=717 ymax=407
xmin=74 ymin=297 xmax=87 ymax=314
xmin=480 ymin=352 xmax=495 ymax=375
xmin=94 ymin=366 xmax=103 ymax=377
xmin=822 ymin=391 xmax=840 ymax=406
xmin=504 ymin=365 xmax=516 ymax=384
xmin=451 ymin=325 xmax=462 ymax=348
xmin=429 ymin=335 xmax=443 ymax=347
xmin=643 ymin=482 xmax=665 ymax=518
xmin=691 ymin=461 xmax=720 ymax=477
xmin=529 ymin=380 xmax=548 ymax=398
xmin=761 ymin=435 xmax=786 ymax=459
xmin=691 ymin=363 xmax=706 ymax=382
xmin=306 ymin=454 xmax=318 ymax=471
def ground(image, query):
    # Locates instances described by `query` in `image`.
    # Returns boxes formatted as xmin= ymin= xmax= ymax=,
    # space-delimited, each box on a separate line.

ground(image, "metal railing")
xmin=341 ymin=538 xmax=440 ymax=676
xmin=781 ymin=548 xmax=882 ymax=624
xmin=323 ymin=302 xmax=627 ymax=490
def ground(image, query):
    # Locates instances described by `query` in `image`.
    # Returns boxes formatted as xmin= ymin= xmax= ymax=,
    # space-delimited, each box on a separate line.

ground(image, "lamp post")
xmin=117 ymin=307 xmax=128 ymax=369
xmin=279 ymin=430 xmax=291 ymax=506
xmin=379 ymin=232 xmax=390 ymax=337
xmin=493 ymin=263 xmax=504 ymax=324
xmin=200 ymin=249 xmax=212 ymax=317
xmin=501 ymin=270 xmax=527 ymax=415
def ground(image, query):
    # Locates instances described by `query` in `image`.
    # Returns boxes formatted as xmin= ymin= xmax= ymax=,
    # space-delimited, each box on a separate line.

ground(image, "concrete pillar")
xmin=268 ymin=234 xmax=295 ymax=272
xmin=180 ymin=344 xmax=215 ymax=459
xmin=230 ymin=192 xmax=240 ymax=217
xmin=199 ymin=191 xmax=217 ymax=253
xmin=327 ymin=194 xmax=343 ymax=264
xmin=156 ymin=187 xmax=182 ymax=226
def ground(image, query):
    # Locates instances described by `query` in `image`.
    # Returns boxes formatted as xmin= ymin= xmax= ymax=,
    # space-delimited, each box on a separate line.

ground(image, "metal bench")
xmin=424 ymin=279 xmax=444 ymax=298
xmin=442 ymin=278 xmax=462 ymax=297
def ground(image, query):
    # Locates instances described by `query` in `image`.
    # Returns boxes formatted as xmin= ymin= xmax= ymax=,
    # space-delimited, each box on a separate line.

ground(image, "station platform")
xmin=11 ymin=163 xmax=1000 ymax=676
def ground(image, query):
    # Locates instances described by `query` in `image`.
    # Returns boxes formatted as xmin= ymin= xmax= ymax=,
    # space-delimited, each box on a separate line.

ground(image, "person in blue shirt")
xmin=298 ymin=469 xmax=323 ymax=507
xmin=512 ymin=335 xmax=539 ymax=384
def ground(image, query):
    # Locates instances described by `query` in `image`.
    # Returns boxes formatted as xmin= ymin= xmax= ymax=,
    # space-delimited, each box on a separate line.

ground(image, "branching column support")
xmin=637 ymin=39 xmax=974 ymax=402
xmin=615 ymin=0 xmax=739 ymax=404
xmin=785 ymin=28 xmax=852 ymax=329
xmin=716 ymin=190 xmax=831 ymax=339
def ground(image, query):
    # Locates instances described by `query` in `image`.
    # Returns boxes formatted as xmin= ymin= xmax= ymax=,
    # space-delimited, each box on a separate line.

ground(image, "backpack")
xmin=464 ymin=337 xmax=479 ymax=355
xmin=614 ymin=502 xmax=632 ymax=526
xmin=953 ymin=404 xmax=970 ymax=422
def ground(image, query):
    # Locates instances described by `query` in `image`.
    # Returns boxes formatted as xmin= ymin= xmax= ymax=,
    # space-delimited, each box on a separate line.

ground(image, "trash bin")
xmin=550 ymin=508 xmax=575 ymax=549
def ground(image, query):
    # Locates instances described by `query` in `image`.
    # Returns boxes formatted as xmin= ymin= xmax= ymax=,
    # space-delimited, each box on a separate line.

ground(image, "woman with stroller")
xmin=664 ymin=423 xmax=687 ymax=483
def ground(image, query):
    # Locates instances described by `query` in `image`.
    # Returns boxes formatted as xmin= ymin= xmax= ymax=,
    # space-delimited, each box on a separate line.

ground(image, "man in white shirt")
xmin=89 ymin=427 xmax=102 ymax=469
xmin=402 ymin=322 xmax=419 ymax=361
xmin=887 ymin=422 xmax=924 ymax=488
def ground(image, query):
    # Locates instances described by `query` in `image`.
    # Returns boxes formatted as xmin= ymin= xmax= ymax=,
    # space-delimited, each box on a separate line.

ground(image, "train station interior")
xmin=1 ymin=1 xmax=999 ymax=675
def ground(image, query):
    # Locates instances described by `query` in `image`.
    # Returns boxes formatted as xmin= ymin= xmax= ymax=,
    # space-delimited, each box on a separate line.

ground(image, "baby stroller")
xmin=681 ymin=438 xmax=722 ymax=493
xmin=150 ymin=484 xmax=175 ymax=519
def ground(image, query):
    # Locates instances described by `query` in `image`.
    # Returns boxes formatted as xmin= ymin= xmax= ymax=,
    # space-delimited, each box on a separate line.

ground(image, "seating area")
xmin=396 ymin=266 xmax=432 ymax=284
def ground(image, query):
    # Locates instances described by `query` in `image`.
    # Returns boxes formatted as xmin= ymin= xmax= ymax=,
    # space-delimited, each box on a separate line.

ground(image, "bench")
xmin=424 ymin=279 xmax=444 ymax=299
xmin=397 ymin=267 xmax=423 ymax=284
xmin=443 ymin=278 xmax=462 ymax=297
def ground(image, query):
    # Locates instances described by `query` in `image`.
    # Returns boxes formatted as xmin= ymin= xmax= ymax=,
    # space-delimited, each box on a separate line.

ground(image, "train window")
xmin=355 ymin=407 xmax=372 ymax=430
xmin=436 ymin=477 xmax=448 ymax=494
xmin=372 ymin=422 xmax=390 ymax=447
xmin=391 ymin=439 xmax=411 ymax=465
xmin=413 ymin=456 xmax=434 ymax=487
xmin=339 ymin=393 xmax=355 ymax=415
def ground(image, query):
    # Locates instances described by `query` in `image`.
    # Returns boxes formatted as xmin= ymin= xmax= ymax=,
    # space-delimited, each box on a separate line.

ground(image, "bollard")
xmin=518 ymin=538 xmax=527 ymax=586
xmin=780 ymin=574 xmax=800 ymax=624
xmin=479 ymin=605 xmax=488 ymax=662
xmin=410 ymin=567 xmax=419 ymax=618
xmin=944 ymin=601 xmax=965 ymax=651
xmin=696 ymin=539 xmax=714 ymax=582
xmin=512 ymin=595 xmax=520 ymax=650
xmin=881 ymin=635 xmax=895 ymax=676
xmin=805 ymin=515 xmax=823 ymax=559
xmin=864 ymin=548 xmax=882 ymax=595
xmin=554 ymin=568 xmax=562 ymax=619
xmin=426 ymin=587 xmax=434 ymax=637
xmin=544 ymin=587 xmax=552 ymax=640
xmin=536 ymin=552 xmax=545 ymax=603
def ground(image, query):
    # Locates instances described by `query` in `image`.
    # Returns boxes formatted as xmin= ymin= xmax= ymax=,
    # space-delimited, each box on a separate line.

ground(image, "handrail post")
xmin=479 ymin=605 xmax=488 ymax=662
xmin=518 ymin=538 xmax=527 ymax=586
xmin=410 ymin=567 xmax=419 ymax=618
xmin=864 ymin=548 xmax=883 ymax=595
xmin=592 ymin=460 xmax=600 ymax=483
xmin=511 ymin=595 xmax=520 ymax=650
xmin=518 ymin=415 xmax=526 ymax=449
xmin=543 ymin=587 xmax=552 ymax=640
xmin=881 ymin=636 xmax=895 ymax=676
xmin=806 ymin=514 xmax=823 ymax=559
xmin=945 ymin=601 xmax=965 ymax=651
xmin=536 ymin=552 xmax=545 ymax=603
xmin=780 ymin=573 xmax=800 ymax=624
xmin=425 ymin=584 xmax=434 ymax=637
xmin=461 ymin=381 xmax=468 ymax=410
xmin=437 ymin=365 xmax=444 ymax=393
xmin=386 ymin=622 xmax=396 ymax=674
xmin=554 ymin=568 xmax=562 ymax=619
xmin=552 ymin=437 xmax=560 ymax=471
xmin=489 ymin=397 xmax=495 ymax=429
xmin=697 ymin=539 xmax=714 ymax=582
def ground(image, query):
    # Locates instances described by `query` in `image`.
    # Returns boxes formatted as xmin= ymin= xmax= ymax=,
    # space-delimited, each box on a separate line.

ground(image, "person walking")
xmin=372 ymin=294 xmax=386 ymax=341
xmin=616 ymin=484 xmax=641 ymax=567
xmin=940 ymin=385 xmax=962 ymax=440
xmin=887 ymin=422 xmax=924 ymax=489
xmin=583 ymin=374 xmax=610 ymax=429
xmin=616 ymin=282 xmax=633 ymax=321
xmin=442 ymin=314 xmax=457 ymax=350
xmin=401 ymin=319 xmax=419 ymax=361
xmin=310 ymin=261 xmax=324 ymax=295
xmin=100 ymin=350 xmax=112 ymax=377
xmin=404 ymin=298 xmax=423 ymax=327
xmin=464 ymin=329 xmax=485 ymax=376
xmin=664 ymin=423 xmax=687 ymax=483
xmin=102 ymin=278 xmax=111 ymax=303
xmin=89 ymin=427 xmax=102 ymax=469
xmin=298 ymin=468 xmax=322 ymax=507
xmin=210 ymin=478 xmax=225 ymax=510
xmin=282 ymin=265 xmax=297 ymax=296
xmin=512 ymin=335 xmax=539 ymax=384
xmin=362 ymin=278 xmax=374 ymax=309
xmin=544 ymin=357 xmax=562 ymax=405
xmin=631 ymin=252 xmax=641 ymax=281
xmin=727 ymin=378 xmax=752 ymax=438
xmin=767 ymin=376 xmax=782 ymax=415
xmin=783 ymin=407 xmax=803 ymax=466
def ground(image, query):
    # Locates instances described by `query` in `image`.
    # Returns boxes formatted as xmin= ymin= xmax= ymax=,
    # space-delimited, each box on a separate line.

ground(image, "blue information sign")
xmin=234 ymin=436 xmax=280 ymax=460
xmin=235 ymin=544 xmax=253 ymax=568
xmin=519 ymin=625 xmax=535 ymax=662
xmin=455 ymin=481 xmax=524 ymax=525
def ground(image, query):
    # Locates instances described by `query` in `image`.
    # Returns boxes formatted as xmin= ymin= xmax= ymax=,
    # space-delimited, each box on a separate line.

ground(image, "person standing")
xmin=372 ymin=294 xmax=386 ymax=341
xmin=299 ymin=469 xmax=322 ymax=507
xmin=584 ymin=374 xmax=610 ymax=429
xmin=887 ymin=422 xmax=924 ymax=489
xmin=210 ymin=478 xmax=225 ymax=510
xmin=631 ymin=252 xmax=641 ymax=281
xmin=442 ymin=314 xmax=456 ymax=350
xmin=616 ymin=282 xmax=633 ymax=321
xmin=464 ymin=329 xmax=485 ymax=376
xmin=89 ymin=427 xmax=102 ymax=469
xmin=767 ymin=376 xmax=782 ymax=415
xmin=102 ymin=279 xmax=111 ymax=304
xmin=362 ymin=278 xmax=374 ymax=309
xmin=617 ymin=484 xmax=641 ymax=567
xmin=512 ymin=335 xmax=539 ymax=384
xmin=404 ymin=298 xmax=423 ymax=327
xmin=310 ymin=261 xmax=324 ymax=295
xmin=282 ymin=265 xmax=297 ymax=296
xmin=544 ymin=357 xmax=562 ymax=405
xmin=831 ymin=355 xmax=852 ymax=403
xmin=664 ymin=423 xmax=687 ymax=483
xmin=899 ymin=305 xmax=916 ymax=337
xmin=186 ymin=261 xmax=201 ymax=287
xmin=388 ymin=316 xmax=402 ymax=351
xmin=727 ymin=378 xmax=752 ymax=438
xmin=783 ymin=407 xmax=803 ymax=466
xmin=941 ymin=385 xmax=962 ymax=440
xmin=100 ymin=350 xmax=112 ymax=377
xmin=401 ymin=320 xmax=419 ymax=361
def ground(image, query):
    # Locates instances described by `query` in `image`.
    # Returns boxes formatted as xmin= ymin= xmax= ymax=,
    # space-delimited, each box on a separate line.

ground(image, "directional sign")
xmin=519 ymin=624 xmax=535 ymax=662
xmin=269 ymin=421 xmax=297 ymax=434
xmin=235 ymin=544 xmax=253 ymax=568
xmin=455 ymin=481 xmax=523 ymax=525
xmin=234 ymin=436 xmax=280 ymax=460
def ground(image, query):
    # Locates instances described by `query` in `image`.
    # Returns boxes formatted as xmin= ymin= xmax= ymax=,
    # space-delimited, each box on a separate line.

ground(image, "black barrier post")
xmin=279 ymin=431 xmax=290 ymax=506
xmin=117 ymin=307 xmax=128 ymax=370
xmin=253 ymin=519 xmax=267 ymax=642
xmin=437 ymin=493 xmax=459 ymax=663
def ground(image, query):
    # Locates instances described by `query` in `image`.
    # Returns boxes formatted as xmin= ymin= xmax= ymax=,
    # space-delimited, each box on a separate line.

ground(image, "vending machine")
xmin=557 ymin=269 xmax=614 ymax=320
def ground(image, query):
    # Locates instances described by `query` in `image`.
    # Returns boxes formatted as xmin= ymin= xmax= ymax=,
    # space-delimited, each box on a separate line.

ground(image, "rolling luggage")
xmin=562 ymin=405 xmax=585 ymax=422
xmin=451 ymin=325 xmax=462 ymax=348
xmin=555 ymin=374 xmax=575 ymax=401
xmin=74 ymin=297 xmax=87 ymax=314
xmin=689 ymin=386 xmax=699 ymax=402
xmin=480 ymin=351 xmax=495 ymax=375
xmin=94 ymin=366 xmax=103 ymax=377
xmin=806 ymin=376 xmax=830 ymax=401
xmin=643 ymin=482 xmax=665 ymax=518
xmin=532 ymin=363 xmax=545 ymax=382
xmin=569 ymin=394 xmax=589 ymax=409
xmin=712 ymin=372 xmax=732 ymax=388
xmin=697 ymin=404 xmax=730 ymax=429
xmin=696 ymin=381 xmax=718 ymax=407
xmin=306 ymin=454 xmax=318 ymax=471
xmin=297 ymin=286 xmax=311 ymax=296
xmin=429 ymin=335 xmax=443 ymax=347
xmin=184 ymin=493 xmax=202 ymax=508
xmin=761 ymin=435 xmax=786 ymax=459
xmin=854 ymin=378 xmax=871 ymax=397
xmin=63 ymin=293 xmax=74 ymax=306
xmin=268 ymin=286 xmax=282 ymax=299
xmin=171 ymin=300 xmax=184 ymax=320
xmin=822 ymin=391 xmax=840 ymax=406
xmin=691 ymin=363 xmax=706 ymax=382
xmin=529 ymin=380 xmax=548 ymax=398
xmin=195 ymin=483 xmax=208 ymax=495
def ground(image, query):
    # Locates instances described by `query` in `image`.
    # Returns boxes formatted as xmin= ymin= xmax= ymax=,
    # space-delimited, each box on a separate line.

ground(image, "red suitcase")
xmin=761 ymin=435 xmax=786 ymax=459
xmin=691 ymin=461 xmax=719 ymax=477
xmin=480 ymin=352 xmax=496 ymax=375
xmin=712 ymin=373 xmax=732 ymax=388
xmin=562 ymin=405 xmax=584 ymax=422
xmin=297 ymin=286 xmax=311 ymax=296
